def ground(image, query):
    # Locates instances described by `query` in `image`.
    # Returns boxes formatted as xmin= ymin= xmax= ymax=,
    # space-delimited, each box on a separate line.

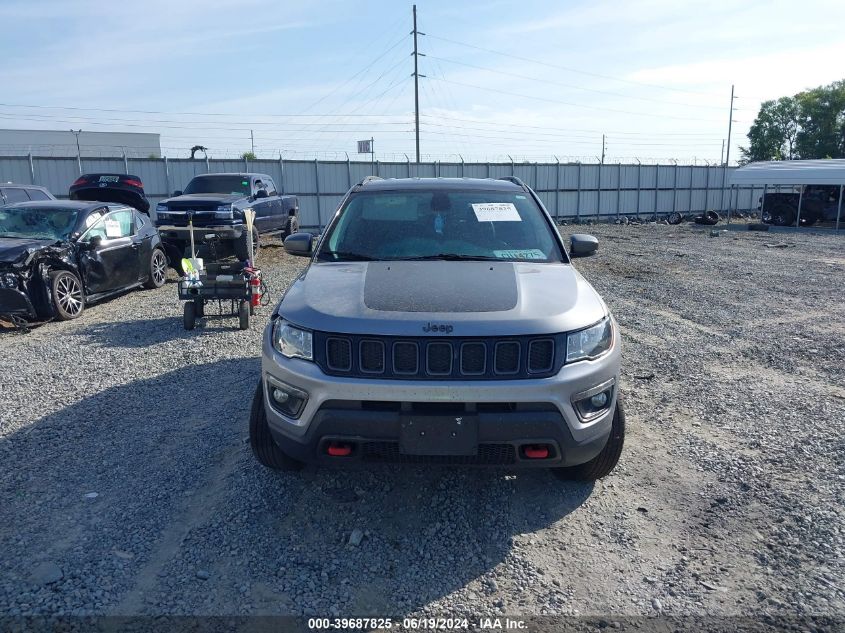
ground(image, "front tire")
xmin=238 ymin=300 xmax=249 ymax=330
xmin=249 ymin=382 xmax=303 ymax=471
xmin=283 ymin=215 xmax=299 ymax=239
xmin=553 ymin=398 xmax=625 ymax=481
xmin=183 ymin=301 xmax=196 ymax=330
xmin=49 ymin=271 xmax=85 ymax=320
xmin=770 ymin=203 xmax=794 ymax=226
xmin=143 ymin=248 xmax=168 ymax=289
xmin=235 ymin=227 xmax=260 ymax=262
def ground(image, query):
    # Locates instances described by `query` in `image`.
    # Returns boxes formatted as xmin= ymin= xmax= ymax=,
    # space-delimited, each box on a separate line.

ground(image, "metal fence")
xmin=0 ymin=155 xmax=759 ymax=228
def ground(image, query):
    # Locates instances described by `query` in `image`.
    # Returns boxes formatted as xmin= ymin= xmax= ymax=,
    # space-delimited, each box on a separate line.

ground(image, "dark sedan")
xmin=0 ymin=201 xmax=167 ymax=322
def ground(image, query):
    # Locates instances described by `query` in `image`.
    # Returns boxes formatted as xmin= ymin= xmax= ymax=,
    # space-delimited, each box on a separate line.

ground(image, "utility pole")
xmin=412 ymin=4 xmax=423 ymax=164
xmin=720 ymin=139 xmax=725 ymax=165
xmin=725 ymin=85 xmax=735 ymax=167
xmin=721 ymin=85 xmax=736 ymax=211
xmin=601 ymin=134 xmax=606 ymax=164
xmin=70 ymin=129 xmax=82 ymax=174
xmin=250 ymin=129 xmax=255 ymax=155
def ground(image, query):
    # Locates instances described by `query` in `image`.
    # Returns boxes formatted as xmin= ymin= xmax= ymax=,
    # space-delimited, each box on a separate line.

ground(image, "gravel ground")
xmin=1 ymin=225 xmax=843 ymax=626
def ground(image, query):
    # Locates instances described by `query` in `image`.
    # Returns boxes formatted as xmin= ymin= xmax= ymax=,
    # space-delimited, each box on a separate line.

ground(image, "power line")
xmin=420 ymin=114 xmax=726 ymax=136
xmin=418 ymin=119 xmax=723 ymax=142
xmin=426 ymin=76 xmax=722 ymax=122
xmin=296 ymin=31 xmax=410 ymax=116
xmin=424 ymin=54 xmax=726 ymax=111
xmin=0 ymin=111 xmax=411 ymax=130
xmin=0 ymin=102 xmax=408 ymax=119
xmin=424 ymin=33 xmax=727 ymax=98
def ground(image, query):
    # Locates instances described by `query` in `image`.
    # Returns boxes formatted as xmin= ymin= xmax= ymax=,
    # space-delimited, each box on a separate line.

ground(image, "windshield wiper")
xmin=394 ymin=253 xmax=501 ymax=261
xmin=319 ymin=251 xmax=375 ymax=261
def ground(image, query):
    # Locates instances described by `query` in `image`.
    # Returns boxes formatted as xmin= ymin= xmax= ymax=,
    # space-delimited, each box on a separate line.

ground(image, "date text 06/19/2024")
xmin=306 ymin=617 xmax=527 ymax=630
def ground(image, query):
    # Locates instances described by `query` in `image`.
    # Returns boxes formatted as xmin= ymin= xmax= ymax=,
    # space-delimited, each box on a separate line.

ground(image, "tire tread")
xmin=249 ymin=383 xmax=303 ymax=471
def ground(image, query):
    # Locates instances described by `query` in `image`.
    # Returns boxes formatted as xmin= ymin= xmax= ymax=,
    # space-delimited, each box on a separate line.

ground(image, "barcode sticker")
xmin=471 ymin=203 xmax=521 ymax=222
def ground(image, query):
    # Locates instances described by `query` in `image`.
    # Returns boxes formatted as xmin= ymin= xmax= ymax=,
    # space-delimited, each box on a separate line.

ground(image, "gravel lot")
xmin=1 ymin=225 xmax=843 ymax=626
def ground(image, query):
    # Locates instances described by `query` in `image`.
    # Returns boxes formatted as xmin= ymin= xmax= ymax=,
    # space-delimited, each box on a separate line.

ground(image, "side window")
xmin=1 ymin=188 xmax=29 ymax=204
xmin=109 ymin=209 xmax=134 ymax=237
xmin=135 ymin=211 xmax=148 ymax=228
xmin=254 ymin=179 xmax=264 ymax=194
xmin=83 ymin=210 xmax=134 ymax=241
xmin=26 ymin=189 xmax=51 ymax=201
xmin=264 ymin=178 xmax=277 ymax=196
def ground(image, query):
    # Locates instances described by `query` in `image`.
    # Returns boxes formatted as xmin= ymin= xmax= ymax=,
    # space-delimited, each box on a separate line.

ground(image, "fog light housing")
xmin=590 ymin=392 xmax=608 ymax=408
xmin=572 ymin=379 xmax=615 ymax=422
xmin=266 ymin=377 xmax=308 ymax=419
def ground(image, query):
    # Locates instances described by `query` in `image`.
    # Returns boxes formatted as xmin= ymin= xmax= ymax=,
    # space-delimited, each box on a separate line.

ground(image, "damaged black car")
xmin=0 ymin=201 xmax=166 ymax=323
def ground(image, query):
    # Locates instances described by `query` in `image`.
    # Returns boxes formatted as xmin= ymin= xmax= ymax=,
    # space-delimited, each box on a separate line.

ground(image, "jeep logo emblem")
xmin=422 ymin=322 xmax=453 ymax=333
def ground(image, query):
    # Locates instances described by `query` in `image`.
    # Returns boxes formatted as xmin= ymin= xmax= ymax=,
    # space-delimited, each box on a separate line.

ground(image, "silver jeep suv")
xmin=250 ymin=176 xmax=623 ymax=480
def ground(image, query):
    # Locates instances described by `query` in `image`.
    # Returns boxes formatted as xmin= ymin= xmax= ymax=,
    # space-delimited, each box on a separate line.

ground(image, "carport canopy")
xmin=730 ymin=159 xmax=845 ymax=186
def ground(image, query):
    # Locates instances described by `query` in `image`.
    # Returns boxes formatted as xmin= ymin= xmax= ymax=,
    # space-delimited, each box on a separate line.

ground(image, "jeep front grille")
xmin=326 ymin=337 xmax=352 ymax=371
xmin=314 ymin=332 xmax=564 ymax=381
xmin=528 ymin=339 xmax=555 ymax=373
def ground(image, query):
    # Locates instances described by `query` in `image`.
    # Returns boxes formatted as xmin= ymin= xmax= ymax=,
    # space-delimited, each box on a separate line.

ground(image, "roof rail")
xmin=358 ymin=175 xmax=384 ymax=186
xmin=497 ymin=176 xmax=528 ymax=190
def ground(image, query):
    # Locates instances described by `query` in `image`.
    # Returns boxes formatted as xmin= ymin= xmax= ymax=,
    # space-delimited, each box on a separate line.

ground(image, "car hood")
xmin=278 ymin=260 xmax=608 ymax=336
xmin=0 ymin=237 xmax=60 ymax=266
xmin=163 ymin=193 xmax=245 ymax=206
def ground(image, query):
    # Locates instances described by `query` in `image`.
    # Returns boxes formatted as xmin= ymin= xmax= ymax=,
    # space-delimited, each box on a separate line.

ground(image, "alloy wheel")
xmin=56 ymin=275 xmax=83 ymax=316
xmin=152 ymin=250 xmax=167 ymax=285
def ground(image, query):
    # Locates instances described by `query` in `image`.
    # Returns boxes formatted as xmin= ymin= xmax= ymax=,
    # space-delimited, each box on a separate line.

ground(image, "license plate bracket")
xmin=399 ymin=414 xmax=479 ymax=456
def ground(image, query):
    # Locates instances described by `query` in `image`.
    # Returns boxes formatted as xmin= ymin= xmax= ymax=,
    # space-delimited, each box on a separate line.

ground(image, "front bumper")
xmin=260 ymin=322 xmax=621 ymax=467
xmin=156 ymin=224 xmax=244 ymax=241
xmin=0 ymin=288 xmax=36 ymax=318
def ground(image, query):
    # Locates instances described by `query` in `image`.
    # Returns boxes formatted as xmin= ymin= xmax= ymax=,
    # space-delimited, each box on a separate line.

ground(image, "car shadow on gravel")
xmin=0 ymin=358 xmax=263 ymax=616
xmin=0 ymin=355 xmax=594 ymax=617
xmin=236 ymin=463 xmax=595 ymax=616
xmin=81 ymin=315 xmax=251 ymax=348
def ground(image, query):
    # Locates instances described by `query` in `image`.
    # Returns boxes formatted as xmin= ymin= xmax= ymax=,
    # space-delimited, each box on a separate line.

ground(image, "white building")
xmin=0 ymin=129 xmax=161 ymax=158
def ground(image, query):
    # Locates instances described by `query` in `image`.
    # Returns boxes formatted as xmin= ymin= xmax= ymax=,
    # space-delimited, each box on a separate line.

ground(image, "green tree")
xmin=794 ymin=80 xmax=845 ymax=159
xmin=740 ymin=96 xmax=799 ymax=163
xmin=241 ymin=151 xmax=257 ymax=161
xmin=741 ymin=79 xmax=845 ymax=163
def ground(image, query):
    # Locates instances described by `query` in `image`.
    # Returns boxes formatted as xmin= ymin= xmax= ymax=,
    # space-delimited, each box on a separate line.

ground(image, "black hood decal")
xmin=363 ymin=261 xmax=518 ymax=313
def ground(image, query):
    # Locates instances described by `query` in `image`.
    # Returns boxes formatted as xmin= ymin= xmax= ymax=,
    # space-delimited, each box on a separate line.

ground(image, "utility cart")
xmin=177 ymin=261 xmax=262 ymax=331
xmin=176 ymin=212 xmax=264 ymax=331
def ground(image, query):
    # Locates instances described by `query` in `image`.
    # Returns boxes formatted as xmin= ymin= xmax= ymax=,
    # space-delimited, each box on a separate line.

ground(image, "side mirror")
xmin=570 ymin=233 xmax=598 ymax=258
xmin=86 ymin=235 xmax=104 ymax=250
xmin=172 ymin=190 xmax=183 ymax=197
xmin=284 ymin=232 xmax=313 ymax=257
xmin=255 ymin=189 xmax=268 ymax=199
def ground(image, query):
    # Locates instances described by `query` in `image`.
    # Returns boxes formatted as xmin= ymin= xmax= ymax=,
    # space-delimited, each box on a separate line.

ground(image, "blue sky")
xmin=1 ymin=0 xmax=843 ymax=162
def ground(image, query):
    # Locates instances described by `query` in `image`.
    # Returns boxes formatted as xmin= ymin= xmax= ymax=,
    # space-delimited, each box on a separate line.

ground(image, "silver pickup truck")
xmin=250 ymin=176 xmax=624 ymax=480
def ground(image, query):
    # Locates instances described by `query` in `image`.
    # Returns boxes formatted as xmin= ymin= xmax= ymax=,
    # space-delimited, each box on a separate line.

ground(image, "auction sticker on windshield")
xmin=493 ymin=249 xmax=545 ymax=260
xmin=471 ymin=202 xmax=521 ymax=222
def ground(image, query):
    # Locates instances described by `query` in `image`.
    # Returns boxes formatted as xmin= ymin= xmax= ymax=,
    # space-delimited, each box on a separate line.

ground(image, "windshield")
xmin=183 ymin=176 xmax=251 ymax=195
xmin=0 ymin=206 xmax=79 ymax=240
xmin=318 ymin=189 xmax=564 ymax=262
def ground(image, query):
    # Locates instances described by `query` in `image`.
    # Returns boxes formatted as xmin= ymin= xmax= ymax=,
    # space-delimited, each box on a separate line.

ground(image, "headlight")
xmin=273 ymin=318 xmax=313 ymax=360
xmin=214 ymin=204 xmax=233 ymax=219
xmin=156 ymin=203 xmax=168 ymax=212
xmin=566 ymin=317 xmax=612 ymax=363
xmin=0 ymin=272 xmax=19 ymax=289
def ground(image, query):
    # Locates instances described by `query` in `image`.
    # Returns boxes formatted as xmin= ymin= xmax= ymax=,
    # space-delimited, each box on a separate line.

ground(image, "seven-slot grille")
xmin=314 ymin=332 xmax=564 ymax=380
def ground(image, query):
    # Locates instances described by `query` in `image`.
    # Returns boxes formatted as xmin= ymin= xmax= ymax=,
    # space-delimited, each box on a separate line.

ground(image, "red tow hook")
xmin=523 ymin=445 xmax=550 ymax=459
xmin=326 ymin=442 xmax=353 ymax=457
